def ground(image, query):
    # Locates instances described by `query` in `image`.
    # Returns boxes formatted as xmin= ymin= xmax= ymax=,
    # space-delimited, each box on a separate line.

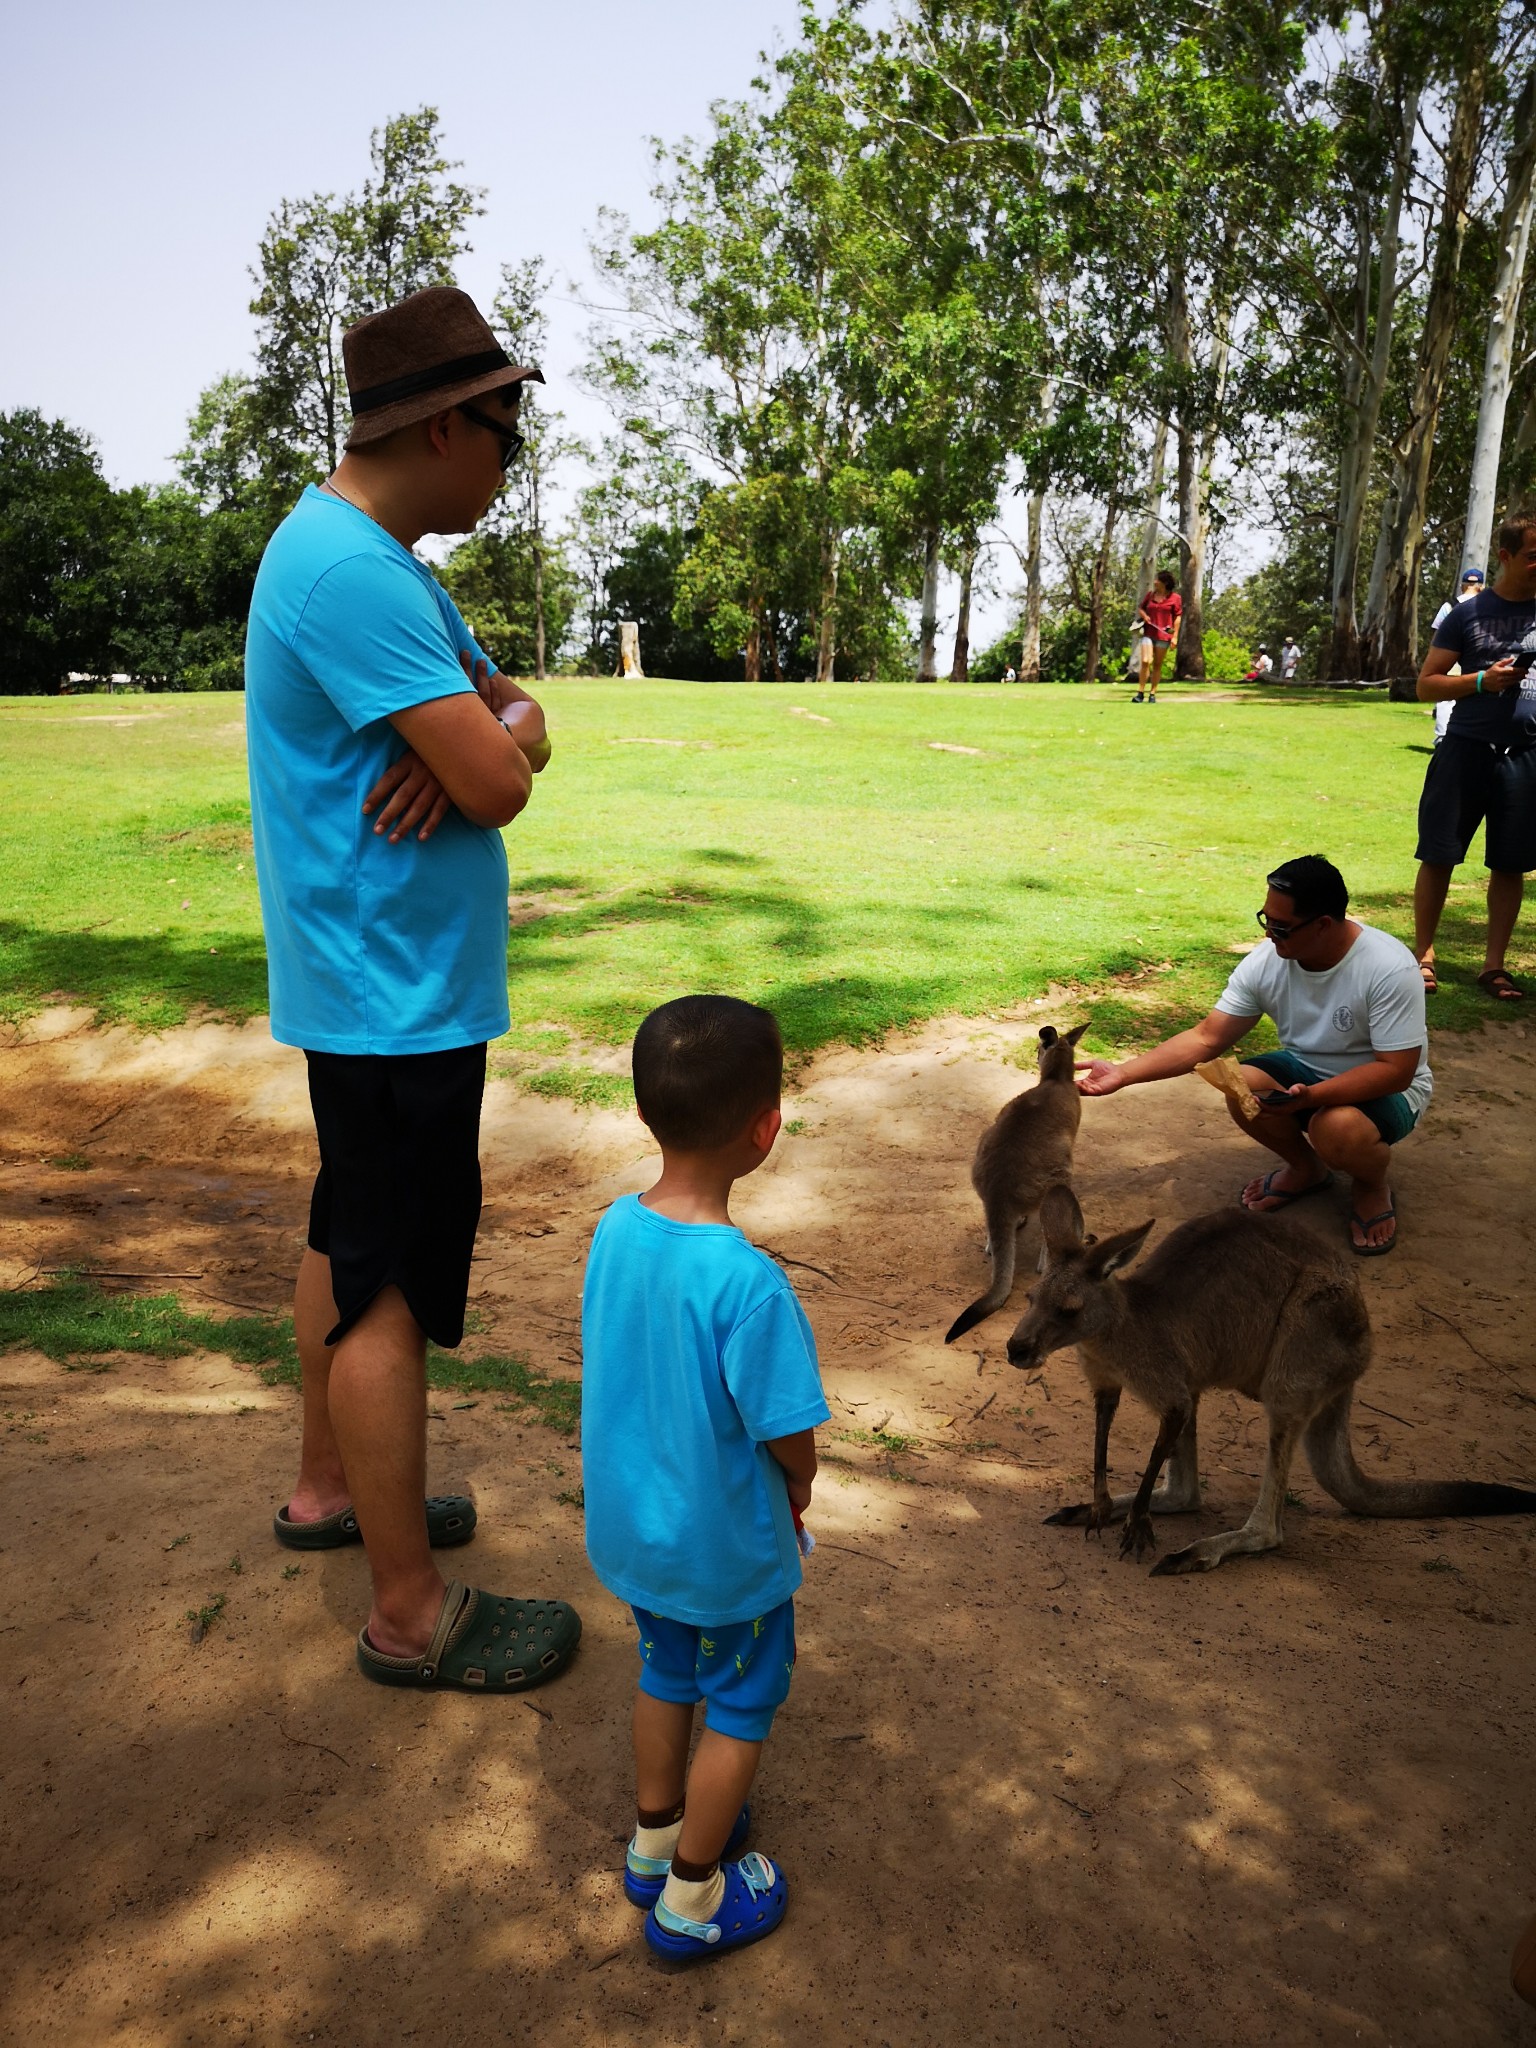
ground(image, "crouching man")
xmin=1075 ymin=856 xmax=1431 ymax=1257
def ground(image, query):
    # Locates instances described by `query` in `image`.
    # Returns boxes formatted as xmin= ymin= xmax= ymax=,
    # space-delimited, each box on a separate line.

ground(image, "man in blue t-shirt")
xmin=1412 ymin=514 xmax=1536 ymax=1003
xmin=246 ymin=285 xmax=580 ymax=1694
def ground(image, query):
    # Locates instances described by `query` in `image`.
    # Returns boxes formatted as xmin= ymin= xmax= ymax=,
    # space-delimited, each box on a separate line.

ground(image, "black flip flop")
xmin=274 ymin=1494 xmax=477 ymax=1551
xmin=1350 ymin=1205 xmax=1397 ymax=1257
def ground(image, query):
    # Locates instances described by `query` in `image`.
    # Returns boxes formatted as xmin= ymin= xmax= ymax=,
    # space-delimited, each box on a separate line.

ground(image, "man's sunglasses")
xmin=1256 ymin=909 xmax=1323 ymax=940
xmin=459 ymin=401 xmax=526 ymax=472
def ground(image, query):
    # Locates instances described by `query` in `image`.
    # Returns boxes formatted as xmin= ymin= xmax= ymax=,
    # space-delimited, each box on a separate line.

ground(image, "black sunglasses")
xmin=1256 ymin=908 xmax=1323 ymax=940
xmin=459 ymin=401 xmax=526 ymax=472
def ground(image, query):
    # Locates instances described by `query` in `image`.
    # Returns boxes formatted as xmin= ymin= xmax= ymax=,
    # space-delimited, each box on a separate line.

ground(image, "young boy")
xmin=581 ymin=995 xmax=829 ymax=1960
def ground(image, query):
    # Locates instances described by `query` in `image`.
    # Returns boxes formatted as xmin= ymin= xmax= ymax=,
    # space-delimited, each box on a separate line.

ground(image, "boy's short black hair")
xmin=1266 ymin=854 xmax=1349 ymax=922
xmin=632 ymin=995 xmax=783 ymax=1150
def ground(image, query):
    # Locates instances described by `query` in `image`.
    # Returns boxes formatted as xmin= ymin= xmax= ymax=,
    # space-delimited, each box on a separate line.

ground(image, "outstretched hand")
xmin=362 ymin=749 xmax=451 ymax=844
xmin=1075 ymin=1058 xmax=1124 ymax=1097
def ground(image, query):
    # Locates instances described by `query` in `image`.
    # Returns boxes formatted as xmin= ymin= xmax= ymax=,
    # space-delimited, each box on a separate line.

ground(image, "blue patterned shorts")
xmin=631 ymin=1599 xmax=796 ymax=1742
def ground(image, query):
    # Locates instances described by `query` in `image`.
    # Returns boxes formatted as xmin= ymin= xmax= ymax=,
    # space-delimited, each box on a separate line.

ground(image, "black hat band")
xmin=348 ymin=347 xmax=513 ymax=414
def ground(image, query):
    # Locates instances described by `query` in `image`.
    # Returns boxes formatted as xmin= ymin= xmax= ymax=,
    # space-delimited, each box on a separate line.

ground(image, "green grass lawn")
xmin=0 ymin=681 xmax=1518 ymax=1063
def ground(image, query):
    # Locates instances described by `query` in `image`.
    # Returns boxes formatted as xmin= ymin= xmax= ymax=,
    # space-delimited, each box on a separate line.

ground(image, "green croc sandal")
xmin=356 ymin=1580 xmax=582 ymax=1693
xmin=274 ymin=1495 xmax=477 ymax=1552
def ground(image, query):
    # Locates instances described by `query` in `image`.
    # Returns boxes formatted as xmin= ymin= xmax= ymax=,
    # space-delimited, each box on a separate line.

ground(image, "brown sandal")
xmin=1476 ymin=968 xmax=1524 ymax=1002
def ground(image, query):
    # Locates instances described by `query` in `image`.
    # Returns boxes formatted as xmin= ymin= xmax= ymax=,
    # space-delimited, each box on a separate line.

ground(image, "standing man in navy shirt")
xmin=245 ymin=286 xmax=581 ymax=1692
xmin=1412 ymin=513 xmax=1536 ymax=1002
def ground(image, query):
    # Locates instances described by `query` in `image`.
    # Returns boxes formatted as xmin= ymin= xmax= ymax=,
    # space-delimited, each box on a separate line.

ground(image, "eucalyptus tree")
xmin=187 ymin=109 xmax=482 ymax=508
xmin=1461 ymin=60 xmax=1536 ymax=576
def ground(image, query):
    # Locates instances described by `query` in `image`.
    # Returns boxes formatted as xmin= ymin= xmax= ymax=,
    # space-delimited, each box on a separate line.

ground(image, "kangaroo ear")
xmin=1085 ymin=1219 xmax=1155 ymax=1280
xmin=1039 ymin=1184 xmax=1085 ymax=1255
xmin=1064 ymin=1021 xmax=1090 ymax=1047
xmin=1038 ymin=1025 xmax=1059 ymax=1048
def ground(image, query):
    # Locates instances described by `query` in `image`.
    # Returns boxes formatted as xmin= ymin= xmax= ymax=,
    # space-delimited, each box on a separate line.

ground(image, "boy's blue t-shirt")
xmin=244 ymin=486 xmax=511 ymax=1056
xmin=581 ymin=1195 xmax=831 ymax=1628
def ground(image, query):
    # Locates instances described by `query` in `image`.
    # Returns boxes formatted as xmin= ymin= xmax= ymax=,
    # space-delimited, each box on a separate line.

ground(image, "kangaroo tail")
xmin=945 ymin=1200 xmax=1020 ymax=1344
xmin=1305 ymin=1390 xmax=1536 ymax=1518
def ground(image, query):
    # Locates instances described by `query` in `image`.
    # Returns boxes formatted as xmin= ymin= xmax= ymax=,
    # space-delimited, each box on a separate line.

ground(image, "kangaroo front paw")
xmin=1043 ymin=1501 xmax=1094 ymax=1526
xmin=1119 ymin=1512 xmax=1158 ymax=1562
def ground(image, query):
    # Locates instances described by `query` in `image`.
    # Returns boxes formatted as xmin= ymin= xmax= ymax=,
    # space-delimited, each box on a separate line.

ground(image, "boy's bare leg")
xmin=286 ymin=1249 xmax=350 ymax=1521
xmin=634 ymin=1693 xmax=695 ymax=1820
xmin=675 ymin=1729 xmax=763 ymax=1868
xmin=325 ymin=1283 xmax=446 ymax=1657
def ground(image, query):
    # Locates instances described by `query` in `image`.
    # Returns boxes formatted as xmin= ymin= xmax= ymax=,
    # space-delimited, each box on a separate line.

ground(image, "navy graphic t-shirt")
xmin=1432 ymin=591 xmax=1536 ymax=743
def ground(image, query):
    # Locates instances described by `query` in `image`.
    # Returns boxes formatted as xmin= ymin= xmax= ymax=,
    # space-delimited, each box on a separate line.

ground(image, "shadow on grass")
xmin=0 ymin=1275 xmax=580 ymax=1430
xmin=0 ymin=919 xmax=270 ymax=1029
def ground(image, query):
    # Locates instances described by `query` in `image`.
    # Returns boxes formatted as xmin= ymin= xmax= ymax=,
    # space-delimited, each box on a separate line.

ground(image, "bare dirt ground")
xmin=2 ymin=1006 xmax=1534 ymax=2047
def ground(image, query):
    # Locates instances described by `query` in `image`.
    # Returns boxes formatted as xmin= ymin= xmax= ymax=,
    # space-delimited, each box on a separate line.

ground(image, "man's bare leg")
xmin=1228 ymin=1070 xmax=1328 ymax=1209
xmin=1306 ymin=1105 xmax=1395 ymax=1250
xmin=285 ymin=1248 xmax=350 ymax=1523
xmin=1414 ymin=860 xmax=1454 ymax=973
xmin=1484 ymin=868 xmax=1526 ymax=975
xmin=326 ymin=1283 xmax=446 ymax=1656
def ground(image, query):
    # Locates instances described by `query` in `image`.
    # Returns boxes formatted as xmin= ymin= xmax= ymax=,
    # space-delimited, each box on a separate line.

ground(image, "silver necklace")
xmin=321 ymin=477 xmax=380 ymax=526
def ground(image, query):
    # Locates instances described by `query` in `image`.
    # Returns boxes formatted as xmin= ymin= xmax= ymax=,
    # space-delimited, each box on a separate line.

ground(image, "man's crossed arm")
xmin=363 ymin=653 xmax=550 ymax=843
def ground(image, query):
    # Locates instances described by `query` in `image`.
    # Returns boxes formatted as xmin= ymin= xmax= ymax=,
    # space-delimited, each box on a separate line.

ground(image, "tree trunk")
xmin=1136 ymin=417 xmax=1169 ymax=603
xmin=815 ymin=526 xmax=840 ymax=683
xmin=1019 ymin=376 xmax=1058 ymax=681
xmin=1462 ymin=66 xmax=1536 ymax=579
xmin=530 ymin=458 xmax=547 ymax=682
xmin=1083 ymin=492 xmax=1120 ymax=686
xmin=1508 ymin=378 xmax=1536 ymax=516
xmin=765 ymin=615 xmax=783 ymax=682
xmin=1326 ymin=85 xmax=1418 ymax=679
xmin=1362 ymin=45 xmax=1491 ymax=678
xmin=917 ymin=526 xmax=941 ymax=680
xmin=745 ymin=606 xmax=762 ymax=682
xmin=949 ymin=541 xmax=976 ymax=680
xmin=1167 ymin=251 xmax=1205 ymax=678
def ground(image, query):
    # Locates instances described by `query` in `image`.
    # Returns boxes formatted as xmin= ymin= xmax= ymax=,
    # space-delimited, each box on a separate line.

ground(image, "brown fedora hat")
xmin=342 ymin=286 xmax=544 ymax=449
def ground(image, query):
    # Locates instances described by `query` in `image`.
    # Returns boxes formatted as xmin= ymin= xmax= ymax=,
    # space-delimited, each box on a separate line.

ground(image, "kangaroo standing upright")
xmin=1009 ymin=1184 xmax=1536 ymax=1574
xmin=945 ymin=1024 xmax=1088 ymax=1344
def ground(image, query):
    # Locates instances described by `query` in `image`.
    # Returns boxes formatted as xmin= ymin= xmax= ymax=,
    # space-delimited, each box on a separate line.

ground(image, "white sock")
xmin=631 ymin=1818 xmax=683 ymax=1862
xmin=662 ymin=1866 xmax=726 ymax=1924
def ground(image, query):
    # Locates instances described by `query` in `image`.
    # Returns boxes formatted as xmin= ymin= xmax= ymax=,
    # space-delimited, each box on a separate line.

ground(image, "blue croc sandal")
xmin=643 ymin=1851 xmax=787 ymax=1960
xmin=624 ymin=1806 xmax=750 ymax=1908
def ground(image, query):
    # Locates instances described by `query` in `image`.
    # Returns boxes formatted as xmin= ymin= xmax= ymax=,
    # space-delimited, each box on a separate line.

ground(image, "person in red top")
xmin=1133 ymin=569 xmax=1182 ymax=702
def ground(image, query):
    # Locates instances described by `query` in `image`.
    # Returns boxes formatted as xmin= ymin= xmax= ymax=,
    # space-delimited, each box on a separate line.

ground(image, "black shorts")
xmin=1415 ymin=735 xmax=1536 ymax=872
xmin=305 ymin=1043 xmax=486 ymax=1349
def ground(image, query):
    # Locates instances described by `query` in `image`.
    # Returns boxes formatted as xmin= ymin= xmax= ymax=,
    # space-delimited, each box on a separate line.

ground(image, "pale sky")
xmin=1 ymin=0 xmax=1223 ymax=656
xmin=1 ymin=0 xmax=807 ymax=488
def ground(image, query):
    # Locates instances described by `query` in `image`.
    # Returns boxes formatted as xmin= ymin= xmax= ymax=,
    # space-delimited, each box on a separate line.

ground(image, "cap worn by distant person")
xmin=341 ymin=285 xmax=544 ymax=448
xmin=1459 ymin=568 xmax=1485 ymax=591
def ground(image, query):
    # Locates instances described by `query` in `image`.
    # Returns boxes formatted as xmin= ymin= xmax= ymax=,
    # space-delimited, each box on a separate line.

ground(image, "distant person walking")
xmin=1132 ymin=569 xmax=1180 ymax=703
xmin=1412 ymin=516 xmax=1536 ymax=1002
xmin=245 ymin=286 xmax=582 ymax=1691
xmin=1280 ymin=635 xmax=1301 ymax=680
xmin=1429 ymin=567 xmax=1486 ymax=745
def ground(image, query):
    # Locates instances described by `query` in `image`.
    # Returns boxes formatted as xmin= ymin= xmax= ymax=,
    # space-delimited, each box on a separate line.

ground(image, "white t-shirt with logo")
xmin=1215 ymin=924 xmax=1432 ymax=1117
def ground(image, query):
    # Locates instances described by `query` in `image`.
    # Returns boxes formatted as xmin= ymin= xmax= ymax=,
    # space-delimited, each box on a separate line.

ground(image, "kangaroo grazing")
xmin=1008 ymin=1184 xmax=1536 ymax=1575
xmin=945 ymin=1024 xmax=1088 ymax=1345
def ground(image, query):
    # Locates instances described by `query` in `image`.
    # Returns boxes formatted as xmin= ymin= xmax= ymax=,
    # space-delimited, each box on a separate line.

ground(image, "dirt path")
xmin=2 ymin=1008 xmax=1534 ymax=2047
